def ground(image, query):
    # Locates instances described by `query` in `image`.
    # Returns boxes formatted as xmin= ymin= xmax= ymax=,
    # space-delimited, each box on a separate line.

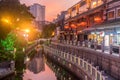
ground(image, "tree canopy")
xmin=0 ymin=0 xmax=34 ymax=39
xmin=41 ymin=23 xmax=56 ymax=38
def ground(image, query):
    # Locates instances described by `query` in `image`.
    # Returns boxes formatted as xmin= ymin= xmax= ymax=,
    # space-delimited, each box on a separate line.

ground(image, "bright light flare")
xmin=52 ymin=32 xmax=55 ymax=36
xmin=26 ymin=57 xmax=30 ymax=62
xmin=1 ymin=18 xmax=11 ymax=24
xmin=25 ymin=29 xmax=30 ymax=33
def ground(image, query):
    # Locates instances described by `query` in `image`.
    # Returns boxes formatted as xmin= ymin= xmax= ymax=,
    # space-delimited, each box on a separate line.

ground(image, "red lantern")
xmin=94 ymin=17 xmax=102 ymax=23
xmin=78 ymin=21 xmax=87 ymax=26
xmin=64 ymin=26 xmax=69 ymax=29
xmin=71 ymin=24 xmax=77 ymax=28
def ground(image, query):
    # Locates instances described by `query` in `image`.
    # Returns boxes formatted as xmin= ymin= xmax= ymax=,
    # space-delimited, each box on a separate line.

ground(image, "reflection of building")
xmin=27 ymin=52 xmax=45 ymax=74
xmin=30 ymin=3 xmax=45 ymax=32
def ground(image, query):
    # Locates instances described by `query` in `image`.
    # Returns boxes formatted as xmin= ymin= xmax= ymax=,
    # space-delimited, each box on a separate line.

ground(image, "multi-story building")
xmin=59 ymin=0 xmax=120 ymax=51
xmin=30 ymin=3 xmax=45 ymax=31
xmin=63 ymin=0 xmax=105 ymax=42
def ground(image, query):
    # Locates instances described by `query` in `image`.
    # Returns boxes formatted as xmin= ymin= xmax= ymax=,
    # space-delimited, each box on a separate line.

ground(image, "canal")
xmin=3 ymin=49 xmax=79 ymax=80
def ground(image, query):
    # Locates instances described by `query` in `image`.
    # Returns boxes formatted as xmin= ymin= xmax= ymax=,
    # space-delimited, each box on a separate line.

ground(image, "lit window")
xmin=117 ymin=9 xmax=120 ymax=17
xmin=98 ymin=0 xmax=103 ymax=6
xmin=108 ymin=11 xmax=114 ymax=19
xmin=92 ymin=2 xmax=97 ymax=8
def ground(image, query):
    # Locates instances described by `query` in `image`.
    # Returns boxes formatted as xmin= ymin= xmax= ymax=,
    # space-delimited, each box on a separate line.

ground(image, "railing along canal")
xmin=44 ymin=45 xmax=109 ymax=80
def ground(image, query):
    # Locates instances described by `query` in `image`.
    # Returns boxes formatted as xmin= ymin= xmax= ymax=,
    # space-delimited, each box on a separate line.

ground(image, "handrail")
xmin=44 ymin=45 xmax=109 ymax=80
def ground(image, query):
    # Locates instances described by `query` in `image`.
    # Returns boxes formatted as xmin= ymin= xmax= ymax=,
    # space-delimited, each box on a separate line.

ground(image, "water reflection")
xmin=46 ymin=57 xmax=79 ymax=80
xmin=4 ymin=50 xmax=79 ymax=80
xmin=23 ymin=50 xmax=57 ymax=80
xmin=26 ymin=52 xmax=45 ymax=74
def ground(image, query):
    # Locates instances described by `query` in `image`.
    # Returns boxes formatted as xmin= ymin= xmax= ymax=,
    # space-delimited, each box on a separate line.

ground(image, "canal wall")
xmin=44 ymin=42 xmax=118 ymax=80
xmin=0 ymin=61 xmax=15 ymax=79
xmin=46 ymin=56 xmax=80 ymax=80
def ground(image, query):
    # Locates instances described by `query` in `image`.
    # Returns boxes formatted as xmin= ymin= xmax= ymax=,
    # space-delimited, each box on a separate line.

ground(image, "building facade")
xmin=30 ymin=3 xmax=45 ymax=31
xmin=59 ymin=0 xmax=120 ymax=51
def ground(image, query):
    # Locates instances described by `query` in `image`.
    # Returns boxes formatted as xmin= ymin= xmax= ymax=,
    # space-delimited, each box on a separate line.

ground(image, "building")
xmin=30 ymin=3 xmax=45 ymax=31
xmin=57 ymin=0 xmax=120 ymax=52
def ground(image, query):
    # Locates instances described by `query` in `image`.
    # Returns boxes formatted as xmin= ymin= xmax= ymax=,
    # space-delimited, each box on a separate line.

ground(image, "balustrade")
xmin=52 ymin=40 xmax=120 ymax=57
xmin=44 ymin=45 xmax=109 ymax=80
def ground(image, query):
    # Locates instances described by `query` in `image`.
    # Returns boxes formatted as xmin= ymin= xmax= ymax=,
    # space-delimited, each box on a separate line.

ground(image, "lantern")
xmin=78 ymin=21 xmax=87 ymax=26
xmin=71 ymin=24 xmax=77 ymax=29
xmin=64 ymin=26 xmax=69 ymax=29
xmin=94 ymin=16 xmax=102 ymax=23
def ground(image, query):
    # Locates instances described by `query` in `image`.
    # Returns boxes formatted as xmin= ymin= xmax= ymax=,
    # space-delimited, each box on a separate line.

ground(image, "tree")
xmin=0 ymin=0 xmax=34 ymax=39
xmin=42 ymin=23 xmax=56 ymax=38
xmin=1 ymin=32 xmax=16 ymax=51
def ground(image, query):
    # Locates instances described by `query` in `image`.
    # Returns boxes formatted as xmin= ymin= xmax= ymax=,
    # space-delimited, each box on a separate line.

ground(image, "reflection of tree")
xmin=41 ymin=23 xmax=56 ymax=38
xmin=27 ymin=51 xmax=45 ymax=74
xmin=46 ymin=58 xmax=79 ymax=80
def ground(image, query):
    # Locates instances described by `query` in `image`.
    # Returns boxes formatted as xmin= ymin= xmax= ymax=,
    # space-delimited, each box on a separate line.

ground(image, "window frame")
xmin=107 ymin=9 xmax=115 ymax=20
xmin=116 ymin=7 xmax=120 ymax=18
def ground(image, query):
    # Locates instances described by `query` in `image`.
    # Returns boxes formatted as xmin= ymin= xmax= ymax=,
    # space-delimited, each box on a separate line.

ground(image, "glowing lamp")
xmin=94 ymin=17 xmax=102 ymax=23
xmin=52 ymin=32 xmax=55 ymax=36
xmin=64 ymin=26 xmax=69 ymax=29
xmin=71 ymin=24 xmax=77 ymax=28
xmin=25 ymin=29 xmax=30 ymax=33
xmin=1 ymin=18 xmax=11 ymax=24
xmin=79 ymin=21 xmax=87 ymax=26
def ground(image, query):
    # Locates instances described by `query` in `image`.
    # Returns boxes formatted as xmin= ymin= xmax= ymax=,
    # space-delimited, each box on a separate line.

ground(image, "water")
xmin=3 ymin=51 xmax=79 ymax=80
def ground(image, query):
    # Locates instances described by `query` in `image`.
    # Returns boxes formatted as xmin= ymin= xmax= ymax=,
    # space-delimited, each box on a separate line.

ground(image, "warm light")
xmin=79 ymin=22 xmax=87 ymax=26
xmin=52 ymin=32 xmax=55 ymax=36
xmin=24 ymin=29 xmax=30 ymax=33
xmin=64 ymin=26 xmax=69 ymax=29
xmin=23 ymin=34 xmax=28 ymax=37
xmin=1 ymin=18 xmax=11 ymax=24
xmin=94 ymin=17 xmax=102 ymax=23
xmin=71 ymin=24 xmax=77 ymax=28
xmin=26 ymin=57 xmax=30 ymax=62
xmin=92 ymin=2 xmax=97 ymax=8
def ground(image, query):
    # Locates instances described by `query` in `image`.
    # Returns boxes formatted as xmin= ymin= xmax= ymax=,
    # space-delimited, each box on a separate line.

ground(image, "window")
xmin=79 ymin=4 xmax=87 ymax=14
xmin=117 ymin=9 xmax=120 ymax=17
xmin=71 ymin=10 xmax=77 ymax=17
xmin=108 ymin=11 xmax=114 ymax=19
xmin=65 ymin=13 xmax=70 ymax=20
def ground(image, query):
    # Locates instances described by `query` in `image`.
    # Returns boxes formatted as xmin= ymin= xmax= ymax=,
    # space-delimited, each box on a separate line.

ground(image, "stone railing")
xmin=44 ymin=45 xmax=111 ymax=80
xmin=57 ymin=40 xmax=120 ymax=56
